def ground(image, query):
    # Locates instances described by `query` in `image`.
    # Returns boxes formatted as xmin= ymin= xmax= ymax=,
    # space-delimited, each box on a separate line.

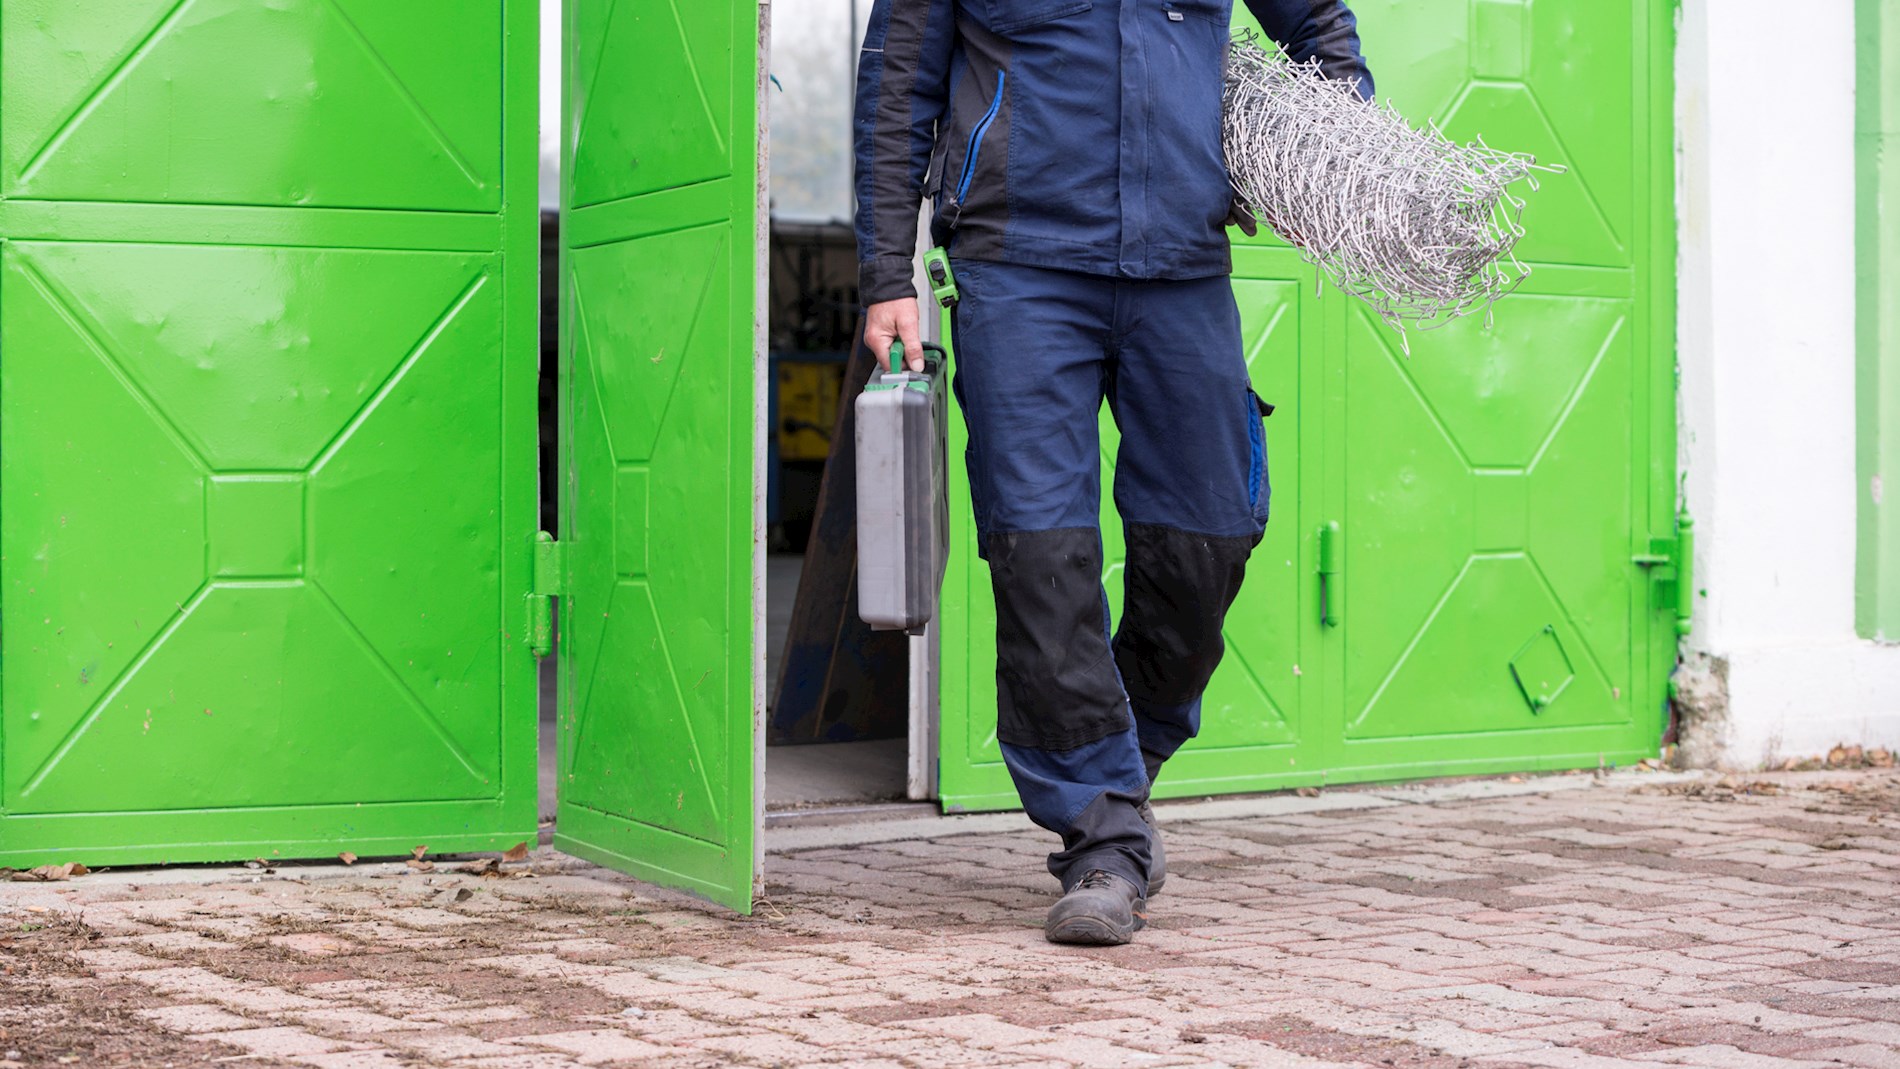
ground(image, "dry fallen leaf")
xmin=1295 ymin=786 xmax=1321 ymax=798
xmin=411 ymin=845 xmax=428 ymax=861
xmin=11 ymin=863 xmax=87 ymax=882
xmin=338 ymin=852 xmax=358 ymax=866
xmin=440 ymin=887 xmax=474 ymax=904
xmin=502 ymin=842 xmax=530 ymax=863
xmin=459 ymin=857 xmax=499 ymax=877
xmin=405 ymin=859 xmax=435 ymax=873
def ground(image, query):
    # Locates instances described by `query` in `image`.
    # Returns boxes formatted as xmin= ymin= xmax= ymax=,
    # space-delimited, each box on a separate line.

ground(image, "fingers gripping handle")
xmin=884 ymin=341 xmax=948 ymax=381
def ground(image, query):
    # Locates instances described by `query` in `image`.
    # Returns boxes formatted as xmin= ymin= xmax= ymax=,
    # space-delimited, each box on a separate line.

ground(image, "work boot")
xmin=1045 ymin=870 xmax=1146 ymax=946
xmin=1140 ymin=800 xmax=1166 ymax=896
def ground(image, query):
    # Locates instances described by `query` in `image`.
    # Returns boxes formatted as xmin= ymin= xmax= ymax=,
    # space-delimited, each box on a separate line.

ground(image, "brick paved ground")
xmin=2 ymin=769 xmax=1896 ymax=1069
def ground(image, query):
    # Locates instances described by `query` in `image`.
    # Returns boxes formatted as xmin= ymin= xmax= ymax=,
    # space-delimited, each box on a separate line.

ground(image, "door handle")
xmin=1318 ymin=521 xmax=1342 ymax=628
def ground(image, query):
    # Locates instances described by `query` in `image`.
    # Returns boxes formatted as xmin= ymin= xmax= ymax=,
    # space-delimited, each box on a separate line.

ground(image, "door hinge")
xmin=1317 ymin=521 xmax=1342 ymax=628
xmin=1633 ymin=508 xmax=1695 ymax=637
xmin=529 ymin=531 xmax=564 ymax=660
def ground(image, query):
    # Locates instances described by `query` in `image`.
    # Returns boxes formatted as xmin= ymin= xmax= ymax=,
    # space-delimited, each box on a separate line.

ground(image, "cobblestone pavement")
xmin=3 ymin=770 xmax=1897 ymax=1069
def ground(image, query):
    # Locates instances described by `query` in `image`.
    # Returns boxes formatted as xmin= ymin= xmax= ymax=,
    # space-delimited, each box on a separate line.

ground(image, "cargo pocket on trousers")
xmin=1245 ymin=388 xmax=1272 ymax=528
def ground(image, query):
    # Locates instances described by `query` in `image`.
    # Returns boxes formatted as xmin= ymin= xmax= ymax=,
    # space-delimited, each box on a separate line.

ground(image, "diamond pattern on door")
xmin=0 ymin=242 xmax=505 ymax=815
xmin=561 ymin=227 xmax=735 ymax=845
xmin=1341 ymin=296 xmax=1633 ymax=740
xmin=1 ymin=0 xmax=502 ymax=209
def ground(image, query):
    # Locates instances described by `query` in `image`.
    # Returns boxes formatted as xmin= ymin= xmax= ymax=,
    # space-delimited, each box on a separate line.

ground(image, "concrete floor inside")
xmin=763 ymin=552 xmax=909 ymax=811
xmin=764 ymin=738 xmax=908 ymax=811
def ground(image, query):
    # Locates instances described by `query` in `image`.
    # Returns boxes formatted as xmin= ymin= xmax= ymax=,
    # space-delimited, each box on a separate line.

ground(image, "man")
xmin=853 ymin=0 xmax=1372 ymax=945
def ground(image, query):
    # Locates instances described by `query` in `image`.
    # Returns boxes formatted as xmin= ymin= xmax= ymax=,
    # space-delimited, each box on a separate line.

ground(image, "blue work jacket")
xmin=852 ymin=0 xmax=1374 ymax=304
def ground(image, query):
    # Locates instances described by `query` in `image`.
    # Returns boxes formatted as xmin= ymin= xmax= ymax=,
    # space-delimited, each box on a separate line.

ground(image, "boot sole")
xmin=1044 ymin=905 xmax=1148 ymax=946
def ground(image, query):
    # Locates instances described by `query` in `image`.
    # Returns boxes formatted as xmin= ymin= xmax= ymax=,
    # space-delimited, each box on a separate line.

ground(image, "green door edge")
xmin=1856 ymin=0 xmax=1900 ymax=640
xmin=0 ymin=2 xmax=543 ymax=867
xmin=1641 ymin=0 xmax=1682 ymax=756
xmin=937 ymin=0 xmax=1679 ymax=813
xmin=551 ymin=0 xmax=767 ymax=913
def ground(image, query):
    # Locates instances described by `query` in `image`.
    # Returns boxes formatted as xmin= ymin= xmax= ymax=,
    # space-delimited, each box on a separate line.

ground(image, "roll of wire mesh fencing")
xmin=1223 ymin=33 xmax=1563 ymax=352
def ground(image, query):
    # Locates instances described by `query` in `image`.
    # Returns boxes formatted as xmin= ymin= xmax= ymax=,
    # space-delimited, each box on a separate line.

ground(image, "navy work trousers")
xmin=949 ymin=258 xmax=1270 ymax=896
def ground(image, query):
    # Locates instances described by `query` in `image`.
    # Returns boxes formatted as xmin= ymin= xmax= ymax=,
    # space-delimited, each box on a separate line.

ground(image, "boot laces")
xmin=1075 ymin=870 xmax=1120 ymax=892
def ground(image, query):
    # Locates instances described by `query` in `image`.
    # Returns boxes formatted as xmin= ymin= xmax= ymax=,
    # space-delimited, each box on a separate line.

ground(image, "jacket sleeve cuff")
xmin=859 ymin=255 xmax=921 ymax=305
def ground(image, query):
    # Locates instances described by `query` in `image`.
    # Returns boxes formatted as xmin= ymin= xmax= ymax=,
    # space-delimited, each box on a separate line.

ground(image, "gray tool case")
xmin=855 ymin=341 xmax=949 ymax=633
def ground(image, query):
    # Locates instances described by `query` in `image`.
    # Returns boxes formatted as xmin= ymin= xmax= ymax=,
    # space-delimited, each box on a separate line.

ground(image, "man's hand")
xmin=1227 ymin=197 xmax=1309 ymax=250
xmin=864 ymin=297 xmax=926 ymax=372
xmin=1224 ymin=198 xmax=1260 ymax=238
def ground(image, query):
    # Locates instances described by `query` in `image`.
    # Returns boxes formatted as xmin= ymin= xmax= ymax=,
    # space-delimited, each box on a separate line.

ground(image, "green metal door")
xmin=0 ymin=1 xmax=542 ymax=863
xmin=939 ymin=0 xmax=1676 ymax=807
xmin=554 ymin=0 xmax=765 ymax=911
xmin=1325 ymin=0 xmax=1674 ymax=779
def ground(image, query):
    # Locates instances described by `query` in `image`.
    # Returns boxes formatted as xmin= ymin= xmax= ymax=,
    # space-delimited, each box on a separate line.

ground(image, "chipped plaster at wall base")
xmin=1671 ymin=651 xmax=1731 ymax=770
xmin=1674 ymin=643 xmax=1900 ymax=769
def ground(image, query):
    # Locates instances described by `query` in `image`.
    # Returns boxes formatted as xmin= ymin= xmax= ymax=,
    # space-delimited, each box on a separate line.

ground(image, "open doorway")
xmin=763 ymin=221 xmax=913 ymax=813
xmin=760 ymin=0 xmax=921 ymax=815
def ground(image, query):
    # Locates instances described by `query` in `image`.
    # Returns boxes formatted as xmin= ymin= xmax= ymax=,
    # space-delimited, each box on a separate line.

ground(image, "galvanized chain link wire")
xmin=1223 ymin=34 xmax=1561 ymax=349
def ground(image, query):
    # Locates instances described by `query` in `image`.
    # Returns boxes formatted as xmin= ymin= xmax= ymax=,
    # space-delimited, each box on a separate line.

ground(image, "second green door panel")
xmin=555 ymin=0 xmax=764 ymax=913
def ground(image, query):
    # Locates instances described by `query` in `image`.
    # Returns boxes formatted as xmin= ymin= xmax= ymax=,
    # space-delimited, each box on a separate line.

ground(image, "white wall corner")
xmin=1673 ymin=0 xmax=1900 ymax=766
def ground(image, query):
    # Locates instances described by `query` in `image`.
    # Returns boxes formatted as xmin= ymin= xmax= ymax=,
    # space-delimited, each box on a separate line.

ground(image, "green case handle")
xmin=887 ymin=340 xmax=948 ymax=375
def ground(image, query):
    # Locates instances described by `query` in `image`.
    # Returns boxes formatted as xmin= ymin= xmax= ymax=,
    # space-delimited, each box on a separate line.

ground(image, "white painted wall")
xmin=1677 ymin=0 xmax=1900 ymax=765
xmin=539 ymin=0 xmax=562 ymax=210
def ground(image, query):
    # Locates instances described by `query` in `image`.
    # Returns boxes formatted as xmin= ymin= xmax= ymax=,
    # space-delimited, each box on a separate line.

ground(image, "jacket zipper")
xmin=955 ymin=70 xmax=1006 ymax=205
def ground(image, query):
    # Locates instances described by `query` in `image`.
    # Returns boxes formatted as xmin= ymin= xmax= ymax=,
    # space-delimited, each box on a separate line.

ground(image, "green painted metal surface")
xmin=0 ymin=1 xmax=542 ymax=864
xmin=940 ymin=0 xmax=1677 ymax=810
xmin=554 ymin=0 xmax=764 ymax=912
xmin=1857 ymin=0 xmax=1900 ymax=641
